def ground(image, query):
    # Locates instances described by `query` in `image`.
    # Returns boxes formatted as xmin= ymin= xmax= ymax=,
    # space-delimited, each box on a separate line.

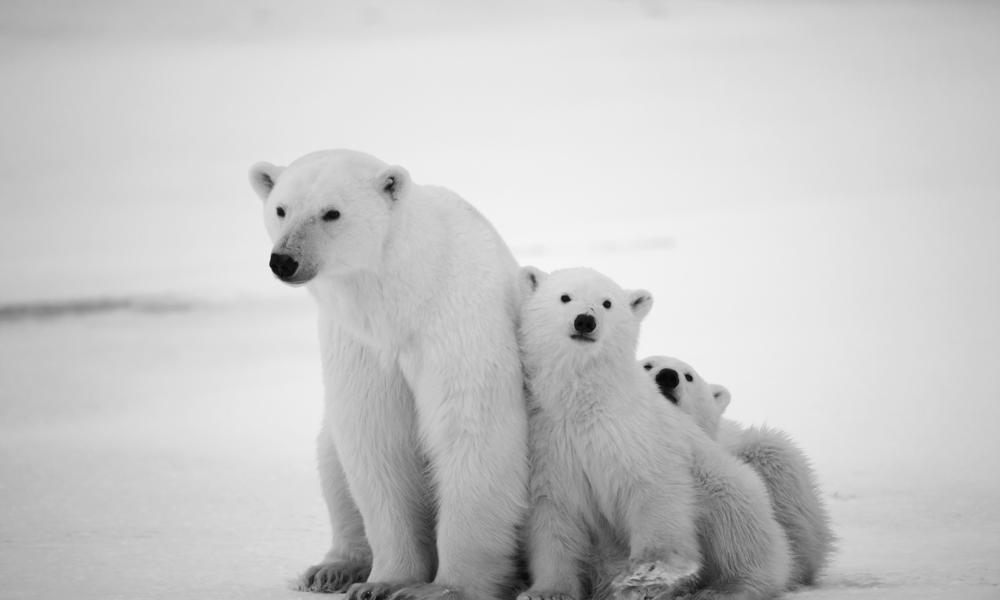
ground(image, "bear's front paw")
xmin=517 ymin=589 xmax=577 ymax=600
xmin=389 ymin=582 xmax=462 ymax=600
xmin=297 ymin=560 xmax=372 ymax=593
xmin=346 ymin=581 xmax=409 ymax=600
xmin=611 ymin=560 xmax=699 ymax=600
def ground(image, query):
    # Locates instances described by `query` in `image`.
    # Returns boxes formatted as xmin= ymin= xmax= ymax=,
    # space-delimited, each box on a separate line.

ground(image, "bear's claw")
xmin=346 ymin=581 xmax=407 ymax=600
xmin=611 ymin=560 xmax=699 ymax=600
xmin=516 ymin=590 xmax=576 ymax=600
xmin=297 ymin=560 xmax=371 ymax=593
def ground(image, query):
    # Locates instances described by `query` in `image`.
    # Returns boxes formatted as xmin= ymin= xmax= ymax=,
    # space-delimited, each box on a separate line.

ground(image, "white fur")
xmin=517 ymin=268 xmax=789 ymax=600
xmin=641 ymin=355 xmax=836 ymax=588
xmin=250 ymin=150 xmax=529 ymax=600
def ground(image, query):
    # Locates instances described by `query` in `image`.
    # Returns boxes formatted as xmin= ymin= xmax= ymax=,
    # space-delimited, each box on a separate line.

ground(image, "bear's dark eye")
xmin=603 ymin=300 xmax=612 ymax=309
xmin=560 ymin=294 xmax=571 ymax=303
xmin=685 ymin=373 xmax=693 ymax=382
xmin=322 ymin=209 xmax=341 ymax=222
xmin=276 ymin=207 xmax=285 ymax=218
xmin=643 ymin=363 xmax=652 ymax=371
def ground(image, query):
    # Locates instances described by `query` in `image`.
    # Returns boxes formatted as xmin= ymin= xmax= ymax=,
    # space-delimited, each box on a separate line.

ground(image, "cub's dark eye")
xmin=685 ymin=373 xmax=694 ymax=382
xmin=276 ymin=207 xmax=285 ymax=218
xmin=603 ymin=300 xmax=612 ymax=309
xmin=643 ymin=363 xmax=652 ymax=371
xmin=560 ymin=294 xmax=571 ymax=303
xmin=322 ymin=209 xmax=341 ymax=221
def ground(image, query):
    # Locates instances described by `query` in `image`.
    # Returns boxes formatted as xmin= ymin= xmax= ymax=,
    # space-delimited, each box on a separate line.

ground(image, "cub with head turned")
xmin=642 ymin=356 xmax=835 ymax=588
xmin=517 ymin=267 xmax=789 ymax=600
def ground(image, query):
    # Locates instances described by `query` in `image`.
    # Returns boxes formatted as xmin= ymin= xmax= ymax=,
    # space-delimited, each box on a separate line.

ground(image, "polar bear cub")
xmin=641 ymin=356 xmax=835 ymax=587
xmin=517 ymin=267 xmax=790 ymax=600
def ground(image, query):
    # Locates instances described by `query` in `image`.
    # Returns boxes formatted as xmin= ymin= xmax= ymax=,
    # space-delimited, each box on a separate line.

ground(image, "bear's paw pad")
xmin=389 ymin=583 xmax=462 ymax=600
xmin=297 ymin=560 xmax=372 ymax=593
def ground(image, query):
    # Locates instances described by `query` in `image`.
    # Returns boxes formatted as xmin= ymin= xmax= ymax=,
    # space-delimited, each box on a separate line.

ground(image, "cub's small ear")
xmin=249 ymin=161 xmax=284 ymax=201
xmin=627 ymin=289 xmax=653 ymax=321
xmin=520 ymin=266 xmax=547 ymax=297
xmin=376 ymin=165 xmax=410 ymax=202
xmin=710 ymin=384 xmax=731 ymax=414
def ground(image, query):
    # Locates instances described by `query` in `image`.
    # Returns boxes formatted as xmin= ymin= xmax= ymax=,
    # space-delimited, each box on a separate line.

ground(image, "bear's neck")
xmin=526 ymin=352 xmax=641 ymax=416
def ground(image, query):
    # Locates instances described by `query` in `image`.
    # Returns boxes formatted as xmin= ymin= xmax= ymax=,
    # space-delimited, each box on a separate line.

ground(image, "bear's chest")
xmin=311 ymin=276 xmax=413 ymax=349
xmin=557 ymin=406 xmax=647 ymax=529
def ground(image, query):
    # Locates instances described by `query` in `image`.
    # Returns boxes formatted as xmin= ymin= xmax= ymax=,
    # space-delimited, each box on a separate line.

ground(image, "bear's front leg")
xmin=297 ymin=419 xmax=372 ymax=593
xmin=516 ymin=493 xmax=588 ymax=600
xmin=323 ymin=334 xmax=436 ymax=599
xmin=396 ymin=346 xmax=529 ymax=600
xmin=614 ymin=472 xmax=702 ymax=600
xmin=517 ymin=422 xmax=590 ymax=600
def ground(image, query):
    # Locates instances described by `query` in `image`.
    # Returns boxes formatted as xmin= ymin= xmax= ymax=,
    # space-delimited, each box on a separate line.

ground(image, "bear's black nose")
xmin=574 ymin=313 xmax=596 ymax=334
xmin=656 ymin=368 xmax=680 ymax=392
xmin=269 ymin=253 xmax=299 ymax=280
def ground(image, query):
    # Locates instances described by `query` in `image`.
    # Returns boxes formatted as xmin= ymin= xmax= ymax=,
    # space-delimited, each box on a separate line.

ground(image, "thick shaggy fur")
xmin=517 ymin=268 xmax=789 ymax=600
xmin=642 ymin=356 xmax=835 ymax=587
xmin=250 ymin=150 xmax=528 ymax=600
xmin=718 ymin=425 xmax=835 ymax=587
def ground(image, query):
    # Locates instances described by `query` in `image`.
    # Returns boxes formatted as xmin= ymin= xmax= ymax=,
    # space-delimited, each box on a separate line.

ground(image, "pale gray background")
xmin=1 ymin=1 xmax=998 ymax=599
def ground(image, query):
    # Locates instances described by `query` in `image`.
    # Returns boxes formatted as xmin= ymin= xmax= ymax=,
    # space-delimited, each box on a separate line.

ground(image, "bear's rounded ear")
xmin=249 ymin=161 xmax=284 ymax=201
xmin=627 ymin=289 xmax=653 ymax=321
xmin=375 ymin=165 xmax=410 ymax=202
xmin=520 ymin=266 xmax=547 ymax=296
xmin=710 ymin=384 xmax=731 ymax=414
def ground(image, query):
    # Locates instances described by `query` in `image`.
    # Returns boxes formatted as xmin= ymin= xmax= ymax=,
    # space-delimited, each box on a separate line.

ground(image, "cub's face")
xmin=519 ymin=266 xmax=652 ymax=371
xmin=249 ymin=151 xmax=406 ymax=284
xmin=640 ymin=355 xmax=730 ymax=438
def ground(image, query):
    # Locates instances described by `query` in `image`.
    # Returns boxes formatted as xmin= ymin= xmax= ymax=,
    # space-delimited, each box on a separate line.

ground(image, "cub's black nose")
xmin=574 ymin=313 xmax=596 ymax=334
xmin=656 ymin=368 xmax=680 ymax=392
xmin=269 ymin=253 xmax=299 ymax=279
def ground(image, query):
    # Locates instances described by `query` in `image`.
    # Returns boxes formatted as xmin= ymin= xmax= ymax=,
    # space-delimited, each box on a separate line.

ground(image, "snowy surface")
xmin=1 ymin=1 xmax=999 ymax=599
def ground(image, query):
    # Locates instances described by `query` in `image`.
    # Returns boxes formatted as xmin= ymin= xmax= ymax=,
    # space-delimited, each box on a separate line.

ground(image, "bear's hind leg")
xmin=693 ymin=457 xmax=790 ymax=600
xmin=680 ymin=578 xmax=789 ymax=600
xmin=733 ymin=427 xmax=834 ymax=587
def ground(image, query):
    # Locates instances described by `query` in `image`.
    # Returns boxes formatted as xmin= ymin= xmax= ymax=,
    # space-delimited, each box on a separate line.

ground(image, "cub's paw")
xmin=346 ymin=581 xmax=408 ymax=600
xmin=517 ymin=589 xmax=576 ymax=600
xmin=682 ymin=591 xmax=728 ymax=600
xmin=389 ymin=583 xmax=462 ymax=600
xmin=611 ymin=560 xmax=699 ymax=600
xmin=297 ymin=560 xmax=371 ymax=593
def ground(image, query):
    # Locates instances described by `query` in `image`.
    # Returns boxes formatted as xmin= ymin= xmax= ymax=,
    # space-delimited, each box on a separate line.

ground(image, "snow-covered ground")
xmin=1 ymin=1 xmax=998 ymax=599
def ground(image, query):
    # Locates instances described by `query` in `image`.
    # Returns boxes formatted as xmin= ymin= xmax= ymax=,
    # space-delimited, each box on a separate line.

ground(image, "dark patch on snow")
xmin=0 ymin=296 xmax=195 ymax=322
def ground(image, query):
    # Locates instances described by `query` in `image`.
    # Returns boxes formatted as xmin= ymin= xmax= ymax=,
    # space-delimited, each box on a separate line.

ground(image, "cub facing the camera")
xmin=517 ymin=267 xmax=789 ymax=600
xmin=642 ymin=355 xmax=835 ymax=588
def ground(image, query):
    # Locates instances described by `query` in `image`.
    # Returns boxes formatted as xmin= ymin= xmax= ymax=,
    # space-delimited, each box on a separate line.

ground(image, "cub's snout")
xmin=655 ymin=368 xmax=680 ymax=404
xmin=574 ymin=313 xmax=596 ymax=334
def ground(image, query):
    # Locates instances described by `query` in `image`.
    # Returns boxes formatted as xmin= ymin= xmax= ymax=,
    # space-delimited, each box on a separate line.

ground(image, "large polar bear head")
xmin=248 ymin=149 xmax=408 ymax=284
xmin=640 ymin=355 xmax=731 ymax=438
xmin=519 ymin=266 xmax=653 ymax=373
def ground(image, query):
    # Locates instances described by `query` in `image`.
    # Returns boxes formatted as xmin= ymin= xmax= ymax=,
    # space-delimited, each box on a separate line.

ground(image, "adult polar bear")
xmin=249 ymin=150 xmax=529 ymax=600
